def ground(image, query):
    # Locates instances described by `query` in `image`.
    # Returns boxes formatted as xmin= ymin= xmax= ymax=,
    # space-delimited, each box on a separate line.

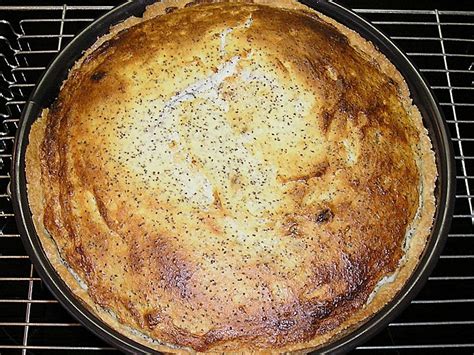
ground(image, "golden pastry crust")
xmin=26 ymin=0 xmax=437 ymax=353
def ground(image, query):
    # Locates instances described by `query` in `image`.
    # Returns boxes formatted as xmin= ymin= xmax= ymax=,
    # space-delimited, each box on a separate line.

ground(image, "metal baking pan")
xmin=11 ymin=0 xmax=456 ymax=353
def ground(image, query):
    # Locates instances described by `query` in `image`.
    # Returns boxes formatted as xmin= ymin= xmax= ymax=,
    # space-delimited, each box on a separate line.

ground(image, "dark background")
xmin=0 ymin=1 xmax=473 ymax=354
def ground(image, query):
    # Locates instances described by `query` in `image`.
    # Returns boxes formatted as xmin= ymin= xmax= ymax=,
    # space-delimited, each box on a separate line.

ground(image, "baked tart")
xmin=25 ymin=0 xmax=437 ymax=352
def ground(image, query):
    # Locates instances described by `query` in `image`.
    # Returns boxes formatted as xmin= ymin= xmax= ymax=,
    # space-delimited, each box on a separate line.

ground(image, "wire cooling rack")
xmin=0 ymin=1 xmax=473 ymax=354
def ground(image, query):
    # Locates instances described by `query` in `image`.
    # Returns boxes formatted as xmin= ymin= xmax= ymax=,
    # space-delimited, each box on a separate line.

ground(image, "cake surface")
xmin=26 ymin=0 xmax=437 ymax=352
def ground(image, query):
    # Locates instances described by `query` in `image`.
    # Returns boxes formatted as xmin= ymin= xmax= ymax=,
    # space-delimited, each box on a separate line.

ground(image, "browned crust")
xmin=25 ymin=0 xmax=437 ymax=353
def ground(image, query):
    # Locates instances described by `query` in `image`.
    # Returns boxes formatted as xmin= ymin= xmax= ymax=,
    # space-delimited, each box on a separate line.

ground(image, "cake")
xmin=25 ymin=0 xmax=437 ymax=352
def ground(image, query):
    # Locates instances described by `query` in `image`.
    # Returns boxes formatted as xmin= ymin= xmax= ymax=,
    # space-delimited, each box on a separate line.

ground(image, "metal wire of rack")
xmin=0 ymin=1 xmax=473 ymax=354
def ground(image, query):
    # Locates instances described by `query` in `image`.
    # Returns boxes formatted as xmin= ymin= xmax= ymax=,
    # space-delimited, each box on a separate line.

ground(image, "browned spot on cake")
xmin=145 ymin=308 xmax=164 ymax=329
xmin=74 ymin=244 xmax=94 ymax=277
xmin=289 ymin=181 xmax=308 ymax=201
xmin=128 ymin=239 xmax=144 ymax=274
xmin=303 ymin=55 xmax=324 ymax=81
xmin=282 ymin=215 xmax=300 ymax=238
xmin=309 ymin=262 xmax=337 ymax=289
xmin=90 ymin=70 xmax=107 ymax=82
xmin=88 ymin=285 xmax=111 ymax=309
xmin=321 ymin=111 xmax=333 ymax=133
xmin=124 ymin=299 xmax=145 ymax=328
xmin=337 ymin=98 xmax=356 ymax=120
xmin=314 ymin=208 xmax=334 ymax=224
xmin=151 ymin=238 xmax=195 ymax=300
xmin=340 ymin=254 xmax=368 ymax=295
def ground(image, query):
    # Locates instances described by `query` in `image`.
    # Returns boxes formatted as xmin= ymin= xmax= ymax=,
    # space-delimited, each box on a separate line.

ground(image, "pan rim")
xmin=11 ymin=1 xmax=456 ymax=354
